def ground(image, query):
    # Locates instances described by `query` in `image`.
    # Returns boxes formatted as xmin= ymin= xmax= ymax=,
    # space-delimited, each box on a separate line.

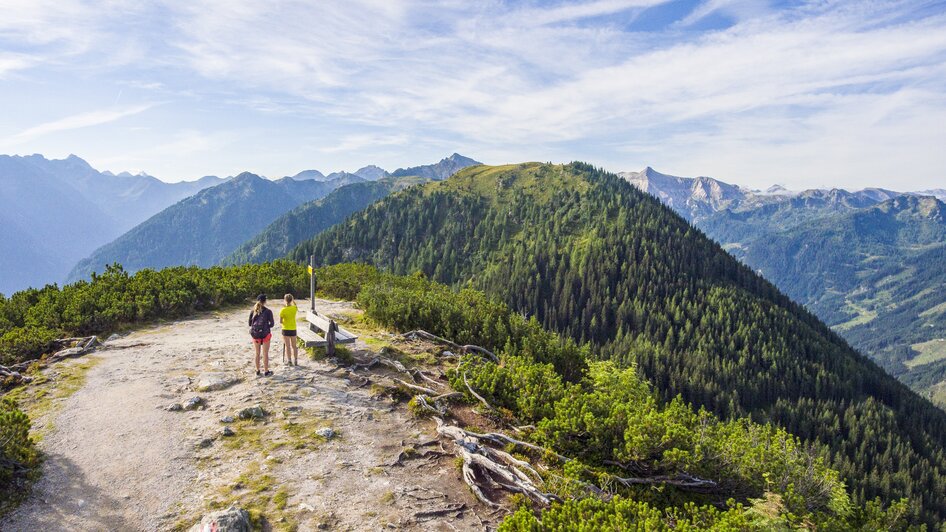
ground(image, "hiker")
xmin=248 ymin=294 xmax=275 ymax=376
xmin=280 ymin=293 xmax=299 ymax=366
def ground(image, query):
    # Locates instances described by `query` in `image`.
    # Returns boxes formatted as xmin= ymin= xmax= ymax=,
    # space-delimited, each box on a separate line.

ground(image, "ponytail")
xmin=252 ymin=300 xmax=264 ymax=317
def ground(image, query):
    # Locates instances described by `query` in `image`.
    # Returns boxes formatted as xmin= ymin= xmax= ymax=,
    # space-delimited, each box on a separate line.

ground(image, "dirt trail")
xmin=2 ymin=299 xmax=491 ymax=531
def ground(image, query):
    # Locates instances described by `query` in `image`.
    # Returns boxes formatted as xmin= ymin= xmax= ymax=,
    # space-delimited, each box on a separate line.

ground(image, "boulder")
xmin=195 ymin=373 xmax=241 ymax=392
xmin=221 ymin=415 xmax=235 ymax=423
xmin=316 ymin=427 xmax=336 ymax=440
xmin=222 ymin=426 xmax=235 ymax=437
xmin=183 ymin=397 xmax=205 ymax=411
xmin=238 ymin=405 xmax=266 ymax=420
xmin=189 ymin=506 xmax=251 ymax=532
xmin=166 ymin=403 xmax=183 ymax=412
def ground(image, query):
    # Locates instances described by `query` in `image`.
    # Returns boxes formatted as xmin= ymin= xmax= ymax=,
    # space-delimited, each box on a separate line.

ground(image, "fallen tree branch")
xmin=392 ymin=378 xmax=439 ymax=396
xmin=400 ymin=330 xmax=498 ymax=363
xmin=463 ymin=371 xmax=496 ymax=413
xmin=401 ymin=330 xmax=462 ymax=350
xmin=461 ymin=345 xmax=498 ymax=363
xmin=614 ymin=473 xmax=718 ymax=492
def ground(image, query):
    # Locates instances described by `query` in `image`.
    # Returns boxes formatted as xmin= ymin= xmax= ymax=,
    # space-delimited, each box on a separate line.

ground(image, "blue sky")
xmin=1 ymin=0 xmax=945 ymax=190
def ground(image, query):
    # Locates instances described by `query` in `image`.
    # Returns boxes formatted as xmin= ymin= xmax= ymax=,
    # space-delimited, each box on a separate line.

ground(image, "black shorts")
xmin=282 ymin=329 xmax=297 ymax=337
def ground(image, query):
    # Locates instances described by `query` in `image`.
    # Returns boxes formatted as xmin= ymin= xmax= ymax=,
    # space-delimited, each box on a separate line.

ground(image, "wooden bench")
xmin=295 ymin=325 xmax=327 ymax=348
xmin=299 ymin=309 xmax=357 ymax=353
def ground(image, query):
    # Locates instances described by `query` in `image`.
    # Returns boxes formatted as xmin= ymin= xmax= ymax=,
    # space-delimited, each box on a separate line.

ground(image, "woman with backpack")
xmin=249 ymin=294 xmax=275 ymax=376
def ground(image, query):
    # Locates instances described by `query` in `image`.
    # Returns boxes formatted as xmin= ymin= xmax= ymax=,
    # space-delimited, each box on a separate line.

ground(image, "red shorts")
xmin=252 ymin=333 xmax=272 ymax=344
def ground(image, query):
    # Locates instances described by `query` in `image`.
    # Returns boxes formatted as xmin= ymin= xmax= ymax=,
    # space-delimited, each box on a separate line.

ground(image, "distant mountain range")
xmin=622 ymin=166 xmax=946 ymax=406
xmin=68 ymin=172 xmax=362 ymax=280
xmin=390 ymin=153 xmax=480 ymax=180
xmin=67 ymin=153 xmax=480 ymax=282
xmin=0 ymin=154 xmax=224 ymax=294
xmin=222 ymin=175 xmax=427 ymax=265
xmin=287 ymin=153 xmax=479 ymax=182
xmin=1 ymin=152 xmax=481 ymax=294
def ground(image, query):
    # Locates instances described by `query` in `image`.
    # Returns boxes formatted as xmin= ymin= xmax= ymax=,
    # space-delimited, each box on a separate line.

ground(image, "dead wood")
xmin=414 ymin=503 xmax=466 ymax=520
xmin=461 ymin=345 xmax=498 ymax=363
xmin=462 ymin=371 xmax=496 ymax=413
xmin=392 ymin=378 xmax=438 ymax=396
xmin=435 ymin=418 xmax=560 ymax=508
xmin=401 ymin=330 xmax=462 ymax=350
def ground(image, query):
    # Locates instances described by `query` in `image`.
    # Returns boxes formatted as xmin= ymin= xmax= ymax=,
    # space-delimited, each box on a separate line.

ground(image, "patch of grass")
xmin=380 ymin=491 xmax=395 ymax=504
xmin=280 ymin=418 xmax=334 ymax=449
xmin=906 ymin=339 xmax=946 ymax=369
xmin=833 ymin=300 xmax=878 ymax=331
xmin=273 ymin=487 xmax=289 ymax=510
xmin=208 ymin=460 xmax=302 ymax=532
xmin=222 ymin=421 xmax=265 ymax=451
xmin=7 ymin=356 xmax=103 ymax=441
xmin=304 ymin=344 xmax=354 ymax=364
xmin=365 ymin=466 xmax=385 ymax=476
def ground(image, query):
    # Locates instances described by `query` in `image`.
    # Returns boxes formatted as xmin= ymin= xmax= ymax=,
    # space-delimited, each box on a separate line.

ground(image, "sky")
xmin=1 ymin=0 xmax=945 ymax=190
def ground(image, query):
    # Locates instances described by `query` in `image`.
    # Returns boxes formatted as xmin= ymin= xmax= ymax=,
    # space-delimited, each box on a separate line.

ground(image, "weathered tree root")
xmin=390 ymin=441 xmax=451 ymax=467
xmin=411 ymin=391 xmax=463 ymax=417
xmin=435 ymin=418 xmax=560 ymax=509
xmin=463 ymin=371 xmax=496 ymax=414
xmin=400 ymin=330 xmax=498 ymax=363
xmin=1 ymin=335 xmax=99 ymax=389
xmin=0 ymin=367 xmax=33 ymax=387
xmin=414 ymin=503 xmax=466 ymax=520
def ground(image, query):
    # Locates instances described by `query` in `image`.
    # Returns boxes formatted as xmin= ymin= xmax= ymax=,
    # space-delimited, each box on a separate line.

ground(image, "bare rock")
xmin=183 ymin=397 xmax=205 ymax=411
xmin=195 ymin=373 xmax=241 ymax=392
xmin=222 ymin=426 xmax=235 ymax=437
xmin=166 ymin=403 xmax=183 ymax=412
xmin=189 ymin=506 xmax=251 ymax=532
xmin=316 ymin=427 xmax=336 ymax=440
xmin=238 ymin=405 xmax=266 ymax=420
xmin=221 ymin=415 xmax=235 ymax=423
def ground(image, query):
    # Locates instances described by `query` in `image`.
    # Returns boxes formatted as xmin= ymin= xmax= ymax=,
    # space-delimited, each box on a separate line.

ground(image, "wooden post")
xmin=326 ymin=320 xmax=337 ymax=357
xmin=309 ymin=254 xmax=316 ymax=312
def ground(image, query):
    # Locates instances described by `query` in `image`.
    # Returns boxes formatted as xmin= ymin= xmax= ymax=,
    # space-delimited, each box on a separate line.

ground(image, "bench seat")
xmin=296 ymin=325 xmax=327 ymax=348
xmin=304 ymin=310 xmax=357 ymax=344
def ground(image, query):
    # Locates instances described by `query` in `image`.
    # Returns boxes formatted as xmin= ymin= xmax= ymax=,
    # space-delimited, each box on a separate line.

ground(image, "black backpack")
xmin=250 ymin=310 xmax=269 ymax=339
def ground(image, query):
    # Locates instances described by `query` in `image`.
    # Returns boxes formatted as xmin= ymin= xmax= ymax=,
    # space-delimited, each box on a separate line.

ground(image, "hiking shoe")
xmin=256 ymin=370 xmax=261 ymax=376
xmin=264 ymin=370 xmax=273 ymax=377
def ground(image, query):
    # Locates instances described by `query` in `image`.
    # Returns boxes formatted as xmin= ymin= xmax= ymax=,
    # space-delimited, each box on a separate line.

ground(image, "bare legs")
xmin=254 ymin=340 xmax=271 ymax=375
xmin=283 ymin=335 xmax=299 ymax=365
xmin=261 ymin=341 xmax=270 ymax=373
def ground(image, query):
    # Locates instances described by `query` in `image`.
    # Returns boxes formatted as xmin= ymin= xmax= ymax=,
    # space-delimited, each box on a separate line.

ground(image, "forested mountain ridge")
xmin=0 ymin=154 xmax=224 ymax=294
xmin=624 ymin=167 xmax=946 ymax=410
xmin=69 ymin=172 xmax=360 ymax=280
xmin=738 ymin=195 xmax=946 ymax=406
xmin=291 ymin=162 xmax=946 ymax=525
xmin=222 ymin=175 xmax=427 ymax=265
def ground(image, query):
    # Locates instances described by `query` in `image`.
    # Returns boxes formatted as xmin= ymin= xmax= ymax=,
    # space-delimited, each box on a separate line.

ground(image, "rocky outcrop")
xmin=188 ymin=506 xmax=251 ymax=532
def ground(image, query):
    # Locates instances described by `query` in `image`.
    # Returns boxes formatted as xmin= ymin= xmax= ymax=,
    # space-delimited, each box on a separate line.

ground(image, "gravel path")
xmin=2 ymin=300 xmax=489 ymax=531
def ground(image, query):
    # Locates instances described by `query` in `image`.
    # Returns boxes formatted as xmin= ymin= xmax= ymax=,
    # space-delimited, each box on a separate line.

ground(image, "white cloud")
xmin=1 ymin=1 xmax=945 ymax=188
xmin=320 ymin=133 xmax=410 ymax=154
xmin=9 ymin=104 xmax=155 ymax=143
